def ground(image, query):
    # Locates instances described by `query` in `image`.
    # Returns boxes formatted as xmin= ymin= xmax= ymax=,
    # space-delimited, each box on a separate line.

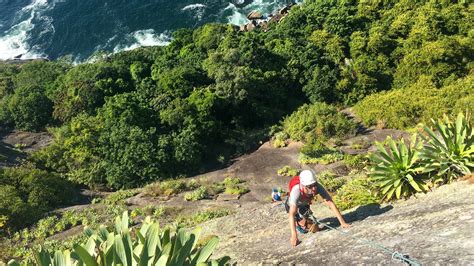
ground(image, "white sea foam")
xmin=182 ymin=3 xmax=206 ymax=11
xmin=233 ymin=0 xmax=246 ymax=5
xmin=0 ymin=19 xmax=33 ymax=59
xmin=112 ymin=29 xmax=172 ymax=53
xmin=182 ymin=3 xmax=206 ymax=21
xmin=0 ymin=0 xmax=58 ymax=60
xmin=22 ymin=0 xmax=49 ymax=12
xmin=224 ymin=3 xmax=236 ymax=10
xmin=227 ymin=8 xmax=248 ymax=25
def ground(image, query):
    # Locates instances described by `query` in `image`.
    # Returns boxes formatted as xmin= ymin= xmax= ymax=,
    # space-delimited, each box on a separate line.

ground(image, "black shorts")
xmin=285 ymin=198 xmax=312 ymax=222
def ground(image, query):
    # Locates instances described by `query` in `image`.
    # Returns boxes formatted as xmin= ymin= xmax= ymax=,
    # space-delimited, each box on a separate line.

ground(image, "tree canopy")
xmin=0 ymin=0 xmax=471 ymax=192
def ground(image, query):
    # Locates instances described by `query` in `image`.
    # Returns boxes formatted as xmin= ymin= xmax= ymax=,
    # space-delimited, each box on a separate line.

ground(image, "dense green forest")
xmin=0 ymin=0 xmax=472 ymax=252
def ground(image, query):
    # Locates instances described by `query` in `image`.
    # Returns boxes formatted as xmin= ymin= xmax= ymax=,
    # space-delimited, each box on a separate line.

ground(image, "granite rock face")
xmin=201 ymin=181 xmax=474 ymax=265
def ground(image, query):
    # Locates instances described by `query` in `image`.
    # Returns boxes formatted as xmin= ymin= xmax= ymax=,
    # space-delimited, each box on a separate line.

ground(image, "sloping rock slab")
xmin=202 ymin=181 xmax=474 ymax=264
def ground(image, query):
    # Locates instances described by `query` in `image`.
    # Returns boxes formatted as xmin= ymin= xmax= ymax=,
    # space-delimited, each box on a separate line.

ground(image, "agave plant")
xmin=8 ymin=211 xmax=230 ymax=266
xmin=7 ymin=248 xmax=74 ymax=266
xmin=369 ymin=135 xmax=429 ymax=201
xmin=420 ymin=112 xmax=474 ymax=184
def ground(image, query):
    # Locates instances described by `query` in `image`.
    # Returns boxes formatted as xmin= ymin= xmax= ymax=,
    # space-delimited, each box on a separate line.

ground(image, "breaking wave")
xmin=0 ymin=0 xmax=58 ymax=60
xmin=112 ymin=29 xmax=172 ymax=53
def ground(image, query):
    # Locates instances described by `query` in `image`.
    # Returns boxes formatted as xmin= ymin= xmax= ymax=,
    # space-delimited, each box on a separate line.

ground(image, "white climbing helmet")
xmin=300 ymin=170 xmax=317 ymax=186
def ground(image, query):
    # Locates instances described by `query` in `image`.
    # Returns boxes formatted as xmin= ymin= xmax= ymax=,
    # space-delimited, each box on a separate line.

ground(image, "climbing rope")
xmin=310 ymin=215 xmax=422 ymax=266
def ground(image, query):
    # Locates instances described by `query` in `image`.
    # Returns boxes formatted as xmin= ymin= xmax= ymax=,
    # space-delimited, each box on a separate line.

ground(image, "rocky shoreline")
xmin=238 ymin=2 xmax=297 ymax=32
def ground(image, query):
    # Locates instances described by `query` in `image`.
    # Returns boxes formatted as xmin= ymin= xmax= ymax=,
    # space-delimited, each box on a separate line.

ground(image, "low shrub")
xmin=0 ymin=166 xmax=79 ymax=232
xmin=343 ymin=154 xmax=369 ymax=171
xmin=1 ymin=201 xmax=129 ymax=261
xmin=130 ymin=205 xmax=167 ymax=219
xmin=130 ymin=205 xmax=180 ymax=224
xmin=299 ymin=152 xmax=344 ymax=165
xmin=184 ymin=186 xmax=208 ymax=201
xmin=300 ymin=141 xmax=329 ymax=157
xmin=204 ymin=182 xmax=225 ymax=196
xmin=56 ymin=210 xmax=82 ymax=230
xmin=223 ymin=176 xmax=242 ymax=186
xmin=222 ymin=177 xmax=249 ymax=196
xmin=354 ymin=75 xmax=473 ymax=129
xmin=349 ymin=138 xmax=371 ymax=150
xmin=333 ymin=175 xmax=381 ymax=211
xmin=277 ymin=165 xmax=299 ymax=177
xmin=224 ymin=185 xmax=250 ymax=196
xmin=160 ymin=177 xmax=250 ymax=200
xmin=273 ymin=138 xmax=287 ymax=148
xmin=176 ymin=208 xmax=233 ymax=227
xmin=317 ymin=171 xmax=346 ymax=192
xmin=279 ymin=102 xmax=357 ymax=144
xmin=273 ymin=132 xmax=288 ymax=148
xmin=188 ymin=177 xmax=226 ymax=198
xmin=143 ymin=178 xmax=197 ymax=197
xmin=104 ymin=189 xmax=140 ymax=205
xmin=33 ymin=216 xmax=59 ymax=239
xmin=0 ymin=216 xmax=7 ymax=230
xmin=299 ymin=142 xmax=343 ymax=164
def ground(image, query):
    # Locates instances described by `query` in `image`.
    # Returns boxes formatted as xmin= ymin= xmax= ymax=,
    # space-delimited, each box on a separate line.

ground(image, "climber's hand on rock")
xmin=341 ymin=222 xmax=351 ymax=228
xmin=291 ymin=235 xmax=299 ymax=247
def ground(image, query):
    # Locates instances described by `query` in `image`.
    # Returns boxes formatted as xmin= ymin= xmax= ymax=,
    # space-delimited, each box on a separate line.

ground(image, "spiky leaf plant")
xmin=7 ymin=211 xmax=230 ymax=266
xmin=369 ymin=135 xmax=429 ymax=201
xmin=420 ymin=112 xmax=474 ymax=184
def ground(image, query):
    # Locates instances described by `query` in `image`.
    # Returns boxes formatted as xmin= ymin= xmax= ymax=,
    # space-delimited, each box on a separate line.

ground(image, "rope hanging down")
xmin=310 ymin=215 xmax=422 ymax=266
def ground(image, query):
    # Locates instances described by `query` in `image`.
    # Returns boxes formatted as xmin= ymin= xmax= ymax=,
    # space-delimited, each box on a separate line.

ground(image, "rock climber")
xmin=286 ymin=169 xmax=351 ymax=246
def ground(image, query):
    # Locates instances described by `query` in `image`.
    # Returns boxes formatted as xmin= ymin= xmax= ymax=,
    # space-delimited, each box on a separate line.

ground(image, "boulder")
xmin=268 ymin=13 xmax=283 ymax=23
xmin=278 ymin=3 xmax=296 ymax=15
xmin=247 ymin=11 xmax=263 ymax=20
xmin=246 ymin=21 xmax=256 ymax=31
xmin=258 ymin=20 xmax=268 ymax=31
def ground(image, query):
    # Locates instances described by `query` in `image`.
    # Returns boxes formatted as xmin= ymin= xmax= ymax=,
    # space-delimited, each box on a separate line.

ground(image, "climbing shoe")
xmin=296 ymin=225 xmax=308 ymax=234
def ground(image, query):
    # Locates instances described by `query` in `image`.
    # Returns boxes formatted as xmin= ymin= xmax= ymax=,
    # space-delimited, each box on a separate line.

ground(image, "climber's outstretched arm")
xmin=323 ymin=199 xmax=351 ymax=228
xmin=288 ymin=204 xmax=299 ymax=246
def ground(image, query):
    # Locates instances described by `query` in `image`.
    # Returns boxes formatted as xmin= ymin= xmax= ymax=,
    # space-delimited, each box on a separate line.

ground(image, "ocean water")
xmin=0 ymin=0 xmax=294 ymax=61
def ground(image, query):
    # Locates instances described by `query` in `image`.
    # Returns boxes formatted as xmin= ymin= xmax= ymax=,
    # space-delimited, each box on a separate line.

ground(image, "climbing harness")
xmin=308 ymin=214 xmax=422 ymax=266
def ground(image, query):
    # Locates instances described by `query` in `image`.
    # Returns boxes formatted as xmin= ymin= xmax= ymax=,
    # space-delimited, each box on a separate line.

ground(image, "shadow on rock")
xmin=318 ymin=203 xmax=393 ymax=229
xmin=0 ymin=140 xmax=25 ymax=166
